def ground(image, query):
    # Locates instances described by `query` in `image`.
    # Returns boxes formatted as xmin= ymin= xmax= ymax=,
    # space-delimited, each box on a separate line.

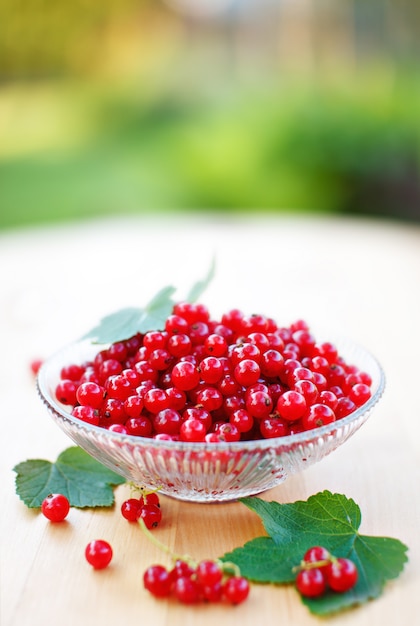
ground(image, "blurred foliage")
xmin=1 ymin=72 xmax=419 ymax=229
xmin=0 ymin=0 xmax=152 ymax=80
xmin=1 ymin=0 xmax=420 ymax=228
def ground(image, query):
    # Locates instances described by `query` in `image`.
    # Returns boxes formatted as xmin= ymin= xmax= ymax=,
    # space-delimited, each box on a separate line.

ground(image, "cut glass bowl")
xmin=37 ymin=336 xmax=385 ymax=503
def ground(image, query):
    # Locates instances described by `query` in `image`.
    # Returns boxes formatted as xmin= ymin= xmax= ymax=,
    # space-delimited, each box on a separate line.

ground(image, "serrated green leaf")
xmin=136 ymin=286 xmax=176 ymax=333
xmin=82 ymin=307 xmax=145 ymax=344
xmin=186 ymin=257 xmax=216 ymax=303
xmin=221 ymin=491 xmax=408 ymax=616
xmin=222 ymin=536 xmax=297 ymax=583
xmin=81 ymin=260 xmax=215 ymax=344
xmin=13 ymin=446 xmax=126 ymax=508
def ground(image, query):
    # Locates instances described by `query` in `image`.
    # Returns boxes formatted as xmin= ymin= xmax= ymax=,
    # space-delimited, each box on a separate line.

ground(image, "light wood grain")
xmin=1 ymin=214 xmax=419 ymax=626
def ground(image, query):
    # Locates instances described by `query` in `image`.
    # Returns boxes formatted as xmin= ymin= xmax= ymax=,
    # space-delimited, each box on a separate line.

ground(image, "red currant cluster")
xmin=121 ymin=490 xmax=162 ymax=529
xmin=143 ymin=558 xmax=250 ymax=605
xmin=295 ymin=546 xmax=358 ymax=598
xmin=55 ymin=302 xmax=372 ymax=441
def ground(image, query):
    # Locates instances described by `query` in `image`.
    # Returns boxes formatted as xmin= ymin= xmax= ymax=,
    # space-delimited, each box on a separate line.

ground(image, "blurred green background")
xmin=1 ymin=0 xmax=420 ymax=230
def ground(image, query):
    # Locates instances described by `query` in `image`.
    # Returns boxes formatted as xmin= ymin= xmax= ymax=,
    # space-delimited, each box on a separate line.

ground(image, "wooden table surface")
xmin=1 ymin=214 xmax=419 ymax=626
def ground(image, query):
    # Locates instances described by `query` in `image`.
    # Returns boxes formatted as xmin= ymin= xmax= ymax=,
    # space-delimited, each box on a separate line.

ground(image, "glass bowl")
xmin=37 ymin=337 xmax=385 ymax=503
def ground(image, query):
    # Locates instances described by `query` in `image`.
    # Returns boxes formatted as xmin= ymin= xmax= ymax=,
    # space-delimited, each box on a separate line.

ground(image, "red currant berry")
xmin=245 ymin=390 xmax=273 ymax=419
xmin=143 ymin=388 xmax=170 ymax=414
xmin=303 ymin=545 xmax=331 ymax=575
xmin=233 ymin=359 xmax=261 ymax=387
xmin=165 ymin=314 xmax=189 ymax=335
xmin=101 ymin=398 xmax=126 ymax=424
xmin=167 ymin=334 xmax=192 ymax=358
xmin=326 ymin=557 xmax=358 ymax=593
xmin=196 ymin=386 xmax=223 ymax=412
xmin=204 ymin=333 xmax=228 ymax=357
xmin=143 ymin=331 xmax=168 ymax=351
xmin=108 ymin=341 xmax=128 ymax=362
xmin=71 ymin=405 xmax=100 ymax=426
xmin=303 ymin=545 xmax=330 ymax=565
xmin=189 ymin=321 xmax=210 ymax=345
xmin=260 ymin=349 xmax=284 ymax=378
xmin=148 ymin=348 xmax=173 ymax=371
xmin=348 ymin=383 xmax=371 ymax=407
xmin=223 ymin=394 xmax=246 ymax=416
xmin=182 ymin=406 xmax=212 ymax=431
xmin=293 ymin=379 xmax=319 ymax=405
xmin=98 ymin=359 xmax=123 ymax=383
xmin=165 ymin=386 xmax=187 ymax=411
xmin=143 ymin=564 xmax=172 ymax=598
xmin=223 ymin=576 xmax=250 ymax=604
xmin=296 ymin=568 xmax=326 ymax=597
xmin=30 ymin=358 xmax=44 ymax=376
xmin=121 ymin=498 xmax=143 ymax=521
xmin=41 ymin=493 xmax=70 ymax=522
xmin=174 ymin=576 xmax=201 ymax=603
xmin=201 ymin=581 xmax=223 ymax=602
xmin=105 ymin=375 xmax=134 ymax=401
xmin=55 ymin=380 xmax=78 ymax=405
xmin=180 ymin=418 xmax=207 ymax=442
xmin=126 ymin=416 xmax=153 ymax=437
xmin=230 ymin=408 xmax=254 ymax=433
xmin=196 ymin=560 xmax=223 ymax=587
xmin=218 ymin=374 xmax=240 ymax=396
xmin=335 ymin=396 xmax=357 ymax=418
xmin=171 ymin=361 xmax=200 ymax=391
xmin=215 ymin=422 xmax=241 ymax=442
xmin=199 ymin=356 xmax=224 ymax=384
xmin=318 ymin=390 xmax=338 ymax=411
xmin=316 ymin=341 xmax=339 ymax=363
xmin=123 ymin=395 xmax=144 ymax=419
xmin=259 ymin=416 xmax=289 ymax=438
xmin=170 ymin=559 xmax=195 ymax=581
xmin=143 ymin=492 xmax=160 ymax=507
xmin=85 ymin=540 xmax=113 ymax=569
xmin=107 ymin=423 xmax=128 ymax=434
xmin=153 ymin=408 xmax=182 ymax=435
xmin=276 ymin=390 xmax=307 ymax=422
xmin=140 ymin=503 xmax=162 ymax=529
xmin=302 ymin=403 xmax=336 ymax=430
xmin=230 ymin=342 xmax=261 ymax=366
xmin=134 ymin=360 xmax=159 ymax=383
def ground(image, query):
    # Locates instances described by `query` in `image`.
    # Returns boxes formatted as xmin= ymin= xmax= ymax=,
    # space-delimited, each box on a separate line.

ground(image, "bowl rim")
xmin=37 ymin=336 xmax=386 ymax=452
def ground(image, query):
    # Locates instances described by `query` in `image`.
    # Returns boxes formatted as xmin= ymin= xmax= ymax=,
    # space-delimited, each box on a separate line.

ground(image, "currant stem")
xmin=292 ymin=557 xmax=332 ymax=574
xmin=217 ymin=560 xmax=242 ymax=578
xmin=138 ymin=518 xmax=193 ymax=566
xmin=139 ymin=518 xmax=243 ymax=578
xmin=129 ymin=482 xmax=162 ymax=497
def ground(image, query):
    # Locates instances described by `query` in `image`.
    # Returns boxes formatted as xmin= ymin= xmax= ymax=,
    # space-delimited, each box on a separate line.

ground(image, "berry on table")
xmin=85 ymin=539 xmax=113 ymax=569
xmin=41 ymin=493 xmax=70 ymax=522
xmin=30 ymin=358 xmax=43 ymax=376
xmin=222 ymin=575 xmax=250 ymax=604
xmin=143 ymin=565 xmax=172 ymax=598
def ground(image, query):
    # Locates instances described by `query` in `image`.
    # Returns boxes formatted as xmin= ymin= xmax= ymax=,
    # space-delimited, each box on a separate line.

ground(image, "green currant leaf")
xmin=13 ymin=446 xmax=126 ymax=508
xmin=186 ymin=256 xmax=216 ymax=303
xmin=82 ymin=260 xmax=215 ymax=344
xmin=82 ymin=307 xmax=147 ymax=344
xmin=221 ymin=491 xmax=408 ymax=616
xmin=82 ymin=285 xmax=177 ymax=344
